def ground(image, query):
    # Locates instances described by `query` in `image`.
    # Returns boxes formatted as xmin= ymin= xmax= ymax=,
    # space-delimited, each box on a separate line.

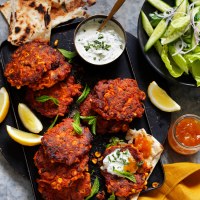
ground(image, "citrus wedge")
xmin=0 ymin=87 xmax=10 ymax=123
xmin=18 ymin=103 xmax=43 ymax=133
xmin=148 ymin=81 xmax=181 ymax=112
xmin=6 ymin=125 xmax=42 ymax=146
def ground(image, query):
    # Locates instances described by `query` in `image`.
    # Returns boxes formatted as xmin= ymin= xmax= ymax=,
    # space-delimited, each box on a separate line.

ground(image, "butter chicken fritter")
xmin=4 ymin=41 xmax=71 ymax=90
xmin=101 ymin=144 xmax=151 ymax=198
xmin=80 ymin=78 xmax=145 ymax=134
xmin=37 ymin=172 xmax=91 ymax=200
xmin=42 ymin=118 xmax=93 ymax=165
xmin=25 ymin=76 xmax=82 ymax=118
xmin=92 ymin=78 xmax=146 ymax=121
xmin=34 ymin=147 xmax=89 ymax=190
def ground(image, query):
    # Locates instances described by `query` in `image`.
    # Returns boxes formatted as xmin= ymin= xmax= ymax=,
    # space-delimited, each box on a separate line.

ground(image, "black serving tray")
xmin=0 ymin=20 xmax=170 ymax=199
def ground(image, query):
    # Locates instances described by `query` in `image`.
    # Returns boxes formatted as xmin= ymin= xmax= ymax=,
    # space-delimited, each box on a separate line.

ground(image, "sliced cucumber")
xmin=163 ymin=0 xmax=188 ymax=38
xmin=169 ymin=44 xmax=189 ymax=74
xmin=144 ymin=19 xmax=168 ymax=52
xmin=141 ymin=11 xmax=163 ymax=54
xmin=147 ymin=0 xmax=172 ymax=12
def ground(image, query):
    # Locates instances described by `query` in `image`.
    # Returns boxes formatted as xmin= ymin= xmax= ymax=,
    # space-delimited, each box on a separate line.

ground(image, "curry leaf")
xmin=48 ymin=115 xmax=59 ymax=129
xmin=76 ymin=84 xmax=90 ymax=104
xmin=108 ymin=192 xmax=115 ymax=200
xmin=58 ymin=49 xmax=77 ymax=61
xmin=85 ymin=177 xmax=100 ymax=200
xmin=72 ymin=112 xmax=82 ymax=135
xmin=114 ymin=170 xmax=136 ymax=183
xmin=80 ymin=115 xmax=97 ymax=135
xmin=36 ymin=95 xmax=59 ymax=105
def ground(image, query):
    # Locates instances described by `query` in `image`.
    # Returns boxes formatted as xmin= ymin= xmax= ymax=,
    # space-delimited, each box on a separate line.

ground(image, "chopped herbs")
xmin=114 ymin=170 xmax=136 ymax=183
xmin=72 ymin=112 xmax=82 ymax=135
xmin=80 ymin=116 xmax=97 ymax=135
xmin=85 ymin=177 xmax=100 ymax=200
xmin=36 ymin=95 xmax=59 ymax=106
xmin=137 ymin=160 xmax=144 ymax=167
xmin=84 ymin=40 xmax=111 ymax=51
xmin=149 ymin=12 xmax=162 ymax=27
xmin=58 ymin=49 xmax=77 ymax=62
xmin=106 ymin=137 xmax=124 ymax=148
xmin=76 ymin=84 xmax=90 ymax=104
xmin=98 ymin=34 xmax=104 ymax=39
xmin=48 ymin=115 xmax=58 ymax=129
xmin=108 ymin=192 xmax=115 ymax=200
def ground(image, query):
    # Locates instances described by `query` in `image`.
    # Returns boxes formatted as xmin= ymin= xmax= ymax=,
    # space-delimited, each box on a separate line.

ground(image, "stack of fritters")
xmin=4 ymin=41 xmax=82 ymax=118
xmin=101 ymin=144 xmax=151 ymax=198
xmin=80 ymin=78 xmax=146 ymax=134
xmin=34 ymin=118 xmax=93 ymax=200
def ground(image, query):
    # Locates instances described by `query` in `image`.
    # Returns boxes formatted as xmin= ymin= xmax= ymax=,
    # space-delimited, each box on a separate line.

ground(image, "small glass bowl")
xmin=168 ymin=114 xmax=200 ymax=155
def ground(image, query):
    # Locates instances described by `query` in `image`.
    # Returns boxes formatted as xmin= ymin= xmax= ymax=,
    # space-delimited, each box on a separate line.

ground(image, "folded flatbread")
xmin=118 ymin=128 xmax=164 ymax=200
xmin=0 ymin=0 xmax=87 ymax=46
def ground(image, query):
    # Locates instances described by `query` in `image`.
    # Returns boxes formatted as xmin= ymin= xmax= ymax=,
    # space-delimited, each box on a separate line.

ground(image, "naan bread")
xmin=118 ymin=128 xmax=164 ymax=200
xmin=0 ymin=1 xmax=11 ymax=23
xmin=8 ymin=0 xmax=52 ymax=46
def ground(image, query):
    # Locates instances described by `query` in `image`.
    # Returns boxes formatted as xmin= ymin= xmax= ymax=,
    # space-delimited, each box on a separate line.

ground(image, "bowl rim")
xmin=137 ymin=0 xmax=197 ymax=87
xmin=74 ymin=14 xmax=127 ymax=66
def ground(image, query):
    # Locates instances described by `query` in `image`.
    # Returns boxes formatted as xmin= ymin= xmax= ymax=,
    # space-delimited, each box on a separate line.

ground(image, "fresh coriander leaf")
xmin=108 ymin=192 xmax=115 ymax=200
xmin=98 ymin=34 xmax=104 ymax=39
xmin=72 ymin=122 xmax=82 ymax=135
xmin=114 ymin=170 xmax=136 ymax=183
xmin=58 ymin=49 xmax=77 ymax=60
xmin=36 ymin=95 xmax=59 ymax=105
xmin=73 ymin=111 xmax=80 ymax=125
xmin=85 ymin=177 xmax=100 ymax=200
xmin=137 ymin=160 xmax=144 ymax=167
xmin=49 ymin=115 xmax=58 ymax=129
xmin=76 ymin=84 xmax=90 ymax=104
xmin=106 ymin=137 xmax=124 ymax=148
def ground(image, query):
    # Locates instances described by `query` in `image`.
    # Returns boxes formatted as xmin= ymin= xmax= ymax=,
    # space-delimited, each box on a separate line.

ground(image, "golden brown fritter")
xmin=34 ymin=147 xmax=89 ymax=190
xmin=37 ymin=172 xmax=91 ymax=200
xmin=101 ymin=144 xmax=151 ymax=198
xmin=79 ymin=78 xmax=146 ymax=134
xmin=4 ymin=41 xmax=71 ymax=89
xmin=25 ymin=76 xmax=82 ymax=118
xmin=42 ymin=118 xmax=93 ymax=165
xmin=92 ymin=78 xmax=146 ymax=122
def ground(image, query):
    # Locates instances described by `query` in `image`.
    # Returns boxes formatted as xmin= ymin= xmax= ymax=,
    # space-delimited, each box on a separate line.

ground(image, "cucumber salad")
xmin=142 ymin=0 xmax=200 ymax=86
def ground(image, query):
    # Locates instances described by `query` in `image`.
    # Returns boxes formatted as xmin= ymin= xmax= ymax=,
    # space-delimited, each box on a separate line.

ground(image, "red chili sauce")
xmin=175 ymin=118 xmax=200 ymax=147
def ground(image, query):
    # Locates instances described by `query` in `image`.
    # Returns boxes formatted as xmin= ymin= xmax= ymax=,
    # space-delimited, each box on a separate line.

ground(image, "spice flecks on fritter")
xmin=92 ymin=78 xmax=146 ymax=121
xmin=37 ymin=172 xmax=91 ymax=200
xmin=80 ymin=78 xmax=146 ymax=134
xmin=4 ymin=41 xmax=71 ymax=89
xmin=34 ymin=147 xmax=89 ymax=190
xmin=100 ymin=144 xmax=151 ymax=198
xmin=42 ymin=118 xmax=93 ymax=165
xmin=25 ymin=76 xmax=82 ymax=118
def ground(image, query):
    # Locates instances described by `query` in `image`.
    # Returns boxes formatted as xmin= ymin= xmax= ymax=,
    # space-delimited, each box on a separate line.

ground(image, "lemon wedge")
xmin=0 ymin=87 xmax=10 ymax=123
xmin=148 ymin=81 xmax=181 ymax=112
xmin=6 ymin=125 xmax=42 ymax=146
xmin=18 ymin=103 xmax=43 ymax=133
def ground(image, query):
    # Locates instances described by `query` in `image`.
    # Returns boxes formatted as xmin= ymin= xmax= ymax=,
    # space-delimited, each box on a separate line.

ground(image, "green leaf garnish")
xmin=76 ymin=84 xmax=90 ymax=104
xmin=36 ymin=95 xmax=59 ymax=105
xmin=72 ymin=112 xmax=82 ymax=135
xmin=80 ymin=116 xmax=97 ymax=135
xmin=58 ymin=49 xmax=77 ymax=62
xmin=137 ymin=160 xmax=144 ymax=167
xmin=108 ymin=192 xmax=115 ymax=200
xmin=49 ymin=115 xmax=58 ymax=129
xmin=113 ymin=170 xmax=136 ymax=183
xmin=85 ymin=177 xmax=100 ymax=200
xmin=106 ymin=137 xmax=124 ymax=148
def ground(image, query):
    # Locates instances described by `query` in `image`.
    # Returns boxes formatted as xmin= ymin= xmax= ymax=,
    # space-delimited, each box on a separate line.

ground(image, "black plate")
xmin=137 ymin=0 xmax=196 ymax=87
xmin=0 ymin=21 xmax=170 ymax=199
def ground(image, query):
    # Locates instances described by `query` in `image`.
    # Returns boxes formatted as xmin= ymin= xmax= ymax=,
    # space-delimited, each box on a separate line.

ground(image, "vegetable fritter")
xmin=34 ymin=147 xmax=89 ymax=189
xmin=37 ymin=172 xmax=91 ymax=200
xmin=101 ymin=144 xmax=151 ymax=198
xmin=80 ymin=78 xmax=146 ymax=134
xmin=42 ymin=118 xmax=93 ymax=165
xmin=4 ymin=41 xmax=71 ymax=90
xmin=26 ymin=76 xmax=82 ymax=118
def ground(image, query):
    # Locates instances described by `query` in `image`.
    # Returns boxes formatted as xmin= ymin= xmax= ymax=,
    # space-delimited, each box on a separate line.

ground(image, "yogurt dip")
xmin=75 ymin=17 xmax=126 ymax=65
